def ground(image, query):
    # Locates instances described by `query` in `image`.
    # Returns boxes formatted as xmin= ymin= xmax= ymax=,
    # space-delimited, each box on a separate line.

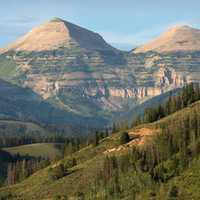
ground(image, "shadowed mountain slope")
xmin=0 ymin=79 xmax=107 ymax=136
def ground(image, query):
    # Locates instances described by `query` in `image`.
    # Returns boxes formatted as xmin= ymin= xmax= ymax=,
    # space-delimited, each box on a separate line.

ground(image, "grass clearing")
xmin=3 ymin=143 xmax=64 ymax=160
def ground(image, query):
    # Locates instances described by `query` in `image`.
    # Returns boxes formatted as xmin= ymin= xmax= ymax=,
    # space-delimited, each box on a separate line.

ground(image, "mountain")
xmin=2 ymin=19 xmax=200 ymax=128
xmin=0 ymin=18 xmax=127 ymax=123
xmin=2 ymin=17 xmax=117 ymax=52
xmin=134 ymin=25 xmax=200 ymax=53
xmin=127 ymin=26 xmax=200 ymax=111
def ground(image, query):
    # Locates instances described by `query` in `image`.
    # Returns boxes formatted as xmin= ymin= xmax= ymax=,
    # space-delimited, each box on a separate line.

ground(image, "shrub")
xmin=48 ymin=163 xmax=65 ymax=180
xmin=76 ymin=192 xmax=85 ymax=200
xmin=168 ymin=185 xmax=179 ymax=199
xmin=63 ymin=157 xmax=77 ymax=170
xmin=120 ymin=132 xmax=130 ymax=145
xmin=0 ymin=191 xmax=12 ymax=200
xmin=54 ymin=194 xmax=68 ymax=200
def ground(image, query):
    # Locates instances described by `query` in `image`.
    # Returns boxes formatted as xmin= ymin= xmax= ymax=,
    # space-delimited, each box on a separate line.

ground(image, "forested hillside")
xmin=1 ymin=84 xmax=200 ymax=200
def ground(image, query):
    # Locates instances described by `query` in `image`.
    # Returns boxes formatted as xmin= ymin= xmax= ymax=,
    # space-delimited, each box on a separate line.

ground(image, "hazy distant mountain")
xmin=0 ymin=79 xmax=106 ymax=136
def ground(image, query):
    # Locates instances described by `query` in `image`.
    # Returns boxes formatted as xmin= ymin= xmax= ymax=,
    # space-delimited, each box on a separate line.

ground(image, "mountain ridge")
xmin=1 ymin=18 xmax=200 ymax=130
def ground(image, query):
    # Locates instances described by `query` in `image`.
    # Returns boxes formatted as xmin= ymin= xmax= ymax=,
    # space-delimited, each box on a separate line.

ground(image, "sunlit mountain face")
xmin=1 ymin=19 xmax=200 ymax=129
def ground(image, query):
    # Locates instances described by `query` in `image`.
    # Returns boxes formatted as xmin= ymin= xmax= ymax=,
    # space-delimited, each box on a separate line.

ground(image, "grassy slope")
xmin=0 ymin=55 xmax=17 ymax=82
xmin=3 ymin=143 xmax=63 ymax=160
xmin=1 ymin=101 xmax=200 ymax=200
xmin=0 ymin=132 xmax=121 ymax=199
xmin=169 ymin=158 xmax=200 ymax=200
xmin=0 ymin=119 xmax=48 ymax=137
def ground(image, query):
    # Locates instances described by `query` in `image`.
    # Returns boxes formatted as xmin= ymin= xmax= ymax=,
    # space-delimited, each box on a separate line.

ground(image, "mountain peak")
xmin=165 ymin=25 xmax=195 ymax=35
xmin=170 ymin=25 xmax=192 ymax=30
xmin=134 ymin=25 xmax=200 ymax=53
xmin=3 ymin=18 xmax=115 ymax=52
xmin=50 ymin=17 xmax=64 ymax=22
xmin=3 ymin=19 xmax=70 ymax=52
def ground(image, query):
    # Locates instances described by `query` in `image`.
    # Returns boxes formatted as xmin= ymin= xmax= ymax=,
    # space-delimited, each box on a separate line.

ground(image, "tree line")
xmin=7 ymin=157 xmax=50 ymax=185
xmin=133 ymin=83 xmax=200 ymax=125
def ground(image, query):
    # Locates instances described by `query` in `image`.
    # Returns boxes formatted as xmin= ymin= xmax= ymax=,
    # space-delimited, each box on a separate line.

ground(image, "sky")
xmin=0 ymin=0 xmax=200 ymax=50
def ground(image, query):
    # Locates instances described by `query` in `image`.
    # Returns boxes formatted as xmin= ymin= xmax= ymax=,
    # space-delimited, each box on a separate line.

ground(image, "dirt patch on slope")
xmin=104 ymin=127 xmax=159 ymax=155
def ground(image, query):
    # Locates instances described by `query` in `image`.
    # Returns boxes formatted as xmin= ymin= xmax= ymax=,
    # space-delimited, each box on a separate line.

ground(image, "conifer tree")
xmin=120 ymin=132 xmax=130 ymax=145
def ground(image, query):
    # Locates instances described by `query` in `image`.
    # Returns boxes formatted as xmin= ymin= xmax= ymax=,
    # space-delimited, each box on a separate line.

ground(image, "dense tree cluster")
xmin=133 ymin=83 xmax=200 ymax=125
xmin=0 ymin=129 xmax=110 ymax=150
xmin=0 ymin=134 xmax=68 ymax=148
xmin=133 ymin=91 xmax=200 ymax=183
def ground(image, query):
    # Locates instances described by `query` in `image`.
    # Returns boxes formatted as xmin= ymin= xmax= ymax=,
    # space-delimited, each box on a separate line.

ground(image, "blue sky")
xmin=0 ymin=0 xmax=200 ymax=50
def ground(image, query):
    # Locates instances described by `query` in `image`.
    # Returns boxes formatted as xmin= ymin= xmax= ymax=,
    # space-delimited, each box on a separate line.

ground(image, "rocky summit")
xmin=134 ymin=25 xmax=200 ymax=53
xmin=1 ymin=19 xmax=200 ymax=127
xmin=3 ymin=17 xmax=118 ymax=53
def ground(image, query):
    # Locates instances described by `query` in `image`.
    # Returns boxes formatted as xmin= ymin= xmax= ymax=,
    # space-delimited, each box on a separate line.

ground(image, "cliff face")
xmin=127 ymin=25 xmax=200 ymax=106
xmin=1 ymin=20 xmax=200 ymax=125
xmin=127 ymin=50 xmax=200 ymax=105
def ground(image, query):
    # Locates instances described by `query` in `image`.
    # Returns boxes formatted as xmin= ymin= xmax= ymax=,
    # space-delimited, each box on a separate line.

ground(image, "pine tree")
xmin=120 ymin=132 xmax=130 ymax=145
xmin=93 ymin=132 xmax=99 ymax=147
xmin=19 ymin=160 xmax=28 ymax=181
xmin=168 ymin=185 xmax=179 ymax=199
